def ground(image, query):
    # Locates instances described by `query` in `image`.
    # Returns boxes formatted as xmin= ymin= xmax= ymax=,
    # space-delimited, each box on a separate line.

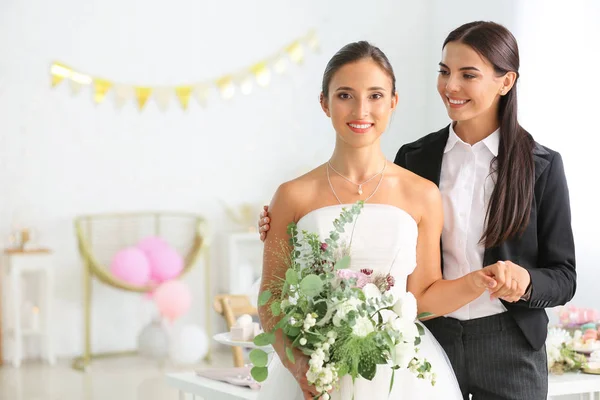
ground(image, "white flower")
xmin=384 ymin=315 xmax=401 ymax=336
xmin=289 ymin=293 xmax=299 ymax=306
xmin=362 ymin=283 xmax=382 ymax=301
xmin=392 ymin=292 xmax=417 ymax=322
xmin=352 ymin=316 xmax=375 ymax=337
xmin=303 ymin=314 xmax=317 ymax=330
xmin=396 ymin=318 xmax=420 ymax=342
xmin=327 ymin=331 xmax=337 ymax=339
xmin=547 ymin=344 xmax=561 ymax=368
xmin=394 ymin=340 xmax=417 ymax=368
xmin=547 ymin=327 xmax=571 ymax=347
xmin=307 ymin=369 xmax=319 ymax=382
xmin=310 ymin=355 xmax=323 ymax=368
xmin=332 ymin=297 xmax=361 ymax=327
xmin=299 ymin=338 xmax=307 ymax=346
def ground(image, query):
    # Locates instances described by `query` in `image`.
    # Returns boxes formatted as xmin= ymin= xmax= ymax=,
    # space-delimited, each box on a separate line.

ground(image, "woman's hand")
xmin=258 ymin=205 xmax=271 ymax=242
xmin=467 ymin=269 xmax=498 ymax=291
xmin=480 ymin=261 xmax=531 ymax=302
xmin=287 ymin=354 xmax=319 ymax=399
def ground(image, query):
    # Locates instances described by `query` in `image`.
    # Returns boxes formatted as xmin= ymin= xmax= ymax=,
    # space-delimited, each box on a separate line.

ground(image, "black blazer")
xmin=394 ymin=125 xmax=577 ymax=350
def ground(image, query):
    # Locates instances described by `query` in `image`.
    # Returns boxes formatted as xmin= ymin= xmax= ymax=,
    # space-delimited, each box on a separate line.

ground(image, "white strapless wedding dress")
xmin=256 ymin=204 xmax=462 ymax=400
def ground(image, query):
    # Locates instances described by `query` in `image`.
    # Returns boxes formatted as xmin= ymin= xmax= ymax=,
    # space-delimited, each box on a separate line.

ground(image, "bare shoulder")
xmin=386 ymin=163 xmax=441 ymax=222
xmin=270 ymin=165 xmax=325 ymax=222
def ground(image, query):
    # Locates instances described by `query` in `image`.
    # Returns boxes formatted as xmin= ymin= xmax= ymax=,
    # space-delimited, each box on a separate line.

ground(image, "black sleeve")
xmin=526 ymin=152 xmax=577 ymax=308
xmin=393 ymin=145 xmax=408 ymax=168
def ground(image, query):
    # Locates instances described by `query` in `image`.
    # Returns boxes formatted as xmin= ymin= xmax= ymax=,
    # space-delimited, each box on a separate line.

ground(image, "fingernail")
xmin=488 ymin=282 xmax=495 ymax=287
xmin=263 ymin=218 xmax=268 ymax=223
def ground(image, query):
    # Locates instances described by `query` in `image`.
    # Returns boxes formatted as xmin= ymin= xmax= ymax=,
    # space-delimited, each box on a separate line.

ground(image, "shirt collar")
xmin=444 ymin=123 xmax=500 ymax=157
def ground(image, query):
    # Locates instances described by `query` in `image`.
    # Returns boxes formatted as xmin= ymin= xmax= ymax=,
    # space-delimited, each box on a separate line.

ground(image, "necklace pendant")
xmin=358 ymin=185 xmax=363 ymax=195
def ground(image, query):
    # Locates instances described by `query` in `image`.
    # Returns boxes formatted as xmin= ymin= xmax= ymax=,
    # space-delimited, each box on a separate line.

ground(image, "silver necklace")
xmin=327 ymin=159 xmax=386 ymax=195
xmin=327 ymin=161 xmax=387 ymax=204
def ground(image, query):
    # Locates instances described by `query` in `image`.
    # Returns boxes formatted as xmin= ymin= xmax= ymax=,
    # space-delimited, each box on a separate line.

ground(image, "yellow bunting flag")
xmin=50 ymin=62 xmax=72 ymax=87
xmin=216 ymin=76 xmax=235 ymax=100
xmin=93 ymin=78 xmax=113 ymax=104
xmin=286 ymin=41 xmax=304 ymax=64
xmin=175 ymin=85 xmax=193 ymax=110
xmin=251 ymin=62 xmax=271 ymax=87
xmin=135 ymin=87 xmax=152 ymax=110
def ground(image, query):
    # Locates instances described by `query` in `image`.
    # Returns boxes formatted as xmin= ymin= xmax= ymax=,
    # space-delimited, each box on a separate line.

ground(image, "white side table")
xmin=548 ymin=371 xmax=600 ymax=399
xmin=166 ymin=372 xmax=258 ymax=400
xmin=2 ymin=249 xmax=56 ymax=367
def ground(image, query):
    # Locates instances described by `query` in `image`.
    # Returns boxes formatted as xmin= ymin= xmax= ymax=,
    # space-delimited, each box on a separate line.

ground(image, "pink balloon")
xmin=145 ymin=245 xmax=184 ymax=283
xmin=154 ymin=280 xmax=192 ymax=322
xmin=137 ymin=236 xmax=170 ymax=253
xmin=110 ymin=247 xmax=151 ymax=286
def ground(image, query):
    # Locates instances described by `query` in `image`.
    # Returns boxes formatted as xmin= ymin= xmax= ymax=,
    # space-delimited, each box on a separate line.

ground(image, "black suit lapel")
xmin=405 ymin=126 xmax=449 ymax=187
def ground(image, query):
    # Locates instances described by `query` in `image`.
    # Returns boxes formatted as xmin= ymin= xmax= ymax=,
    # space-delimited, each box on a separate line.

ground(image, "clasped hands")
xmin=470 ymin=260 xmax=531 ymax=303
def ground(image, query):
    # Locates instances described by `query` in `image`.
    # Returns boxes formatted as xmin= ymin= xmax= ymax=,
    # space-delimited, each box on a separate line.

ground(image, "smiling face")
xmin=321 ymin=58 xmax=398 ymax=149
xmin=437 ymin=41 xmax=511 ymax=126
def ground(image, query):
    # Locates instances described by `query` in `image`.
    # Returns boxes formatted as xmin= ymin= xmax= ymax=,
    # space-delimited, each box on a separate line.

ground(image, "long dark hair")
xmin=444 ymin=21 xmax=535 ymax=248
xmin=321 ymin=41 xmax=396 ymax=97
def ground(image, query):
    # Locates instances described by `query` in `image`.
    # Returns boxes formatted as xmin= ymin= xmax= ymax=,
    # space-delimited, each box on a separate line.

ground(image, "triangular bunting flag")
xmin=135 ymin=87 xmax=152 ymax=110
xmin=154 ymin=87 xmax=172 ymax=111
xmin=93 ymin=78 xmax=113 ymax=104
xmin=175 ymin=86 xmax=193 ymax=110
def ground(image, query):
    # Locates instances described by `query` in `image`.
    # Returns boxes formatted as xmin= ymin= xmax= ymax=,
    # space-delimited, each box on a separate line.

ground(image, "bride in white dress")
xmin=256 ymin=41 xmax=497 ymax=400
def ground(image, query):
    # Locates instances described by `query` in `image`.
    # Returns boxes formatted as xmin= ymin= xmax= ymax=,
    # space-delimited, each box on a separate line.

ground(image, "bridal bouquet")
xmin=251 ymin=201 xmax=435 ymax=399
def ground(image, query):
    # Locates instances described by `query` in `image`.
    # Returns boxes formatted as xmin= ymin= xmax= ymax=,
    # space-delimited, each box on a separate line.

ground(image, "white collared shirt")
xmin=440 ymin=123 xmax=507 ymax=320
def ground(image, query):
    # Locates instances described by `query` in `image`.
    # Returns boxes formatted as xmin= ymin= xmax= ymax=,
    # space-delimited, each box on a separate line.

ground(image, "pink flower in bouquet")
xmin=336 ymin=269 xmax=359 ymax=280
xmin=355 ymin=272 xmax=369 ymax=288
xmin=386 ymin=275 xmax=396 ymax=291
xmin=320 ymin=242 xmax=328 ymax=251
xmin=336 ymin=269 xmax=369 ymax=288
xmin=360 ymin=268 xmax=373 ymax=276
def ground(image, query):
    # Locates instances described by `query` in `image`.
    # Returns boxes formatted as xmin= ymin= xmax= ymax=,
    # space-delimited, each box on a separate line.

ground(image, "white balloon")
xmin=170 ymin=324 xmax=208 ymax=365
xmin=138 ymin=320 xmax=170 ymax=359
